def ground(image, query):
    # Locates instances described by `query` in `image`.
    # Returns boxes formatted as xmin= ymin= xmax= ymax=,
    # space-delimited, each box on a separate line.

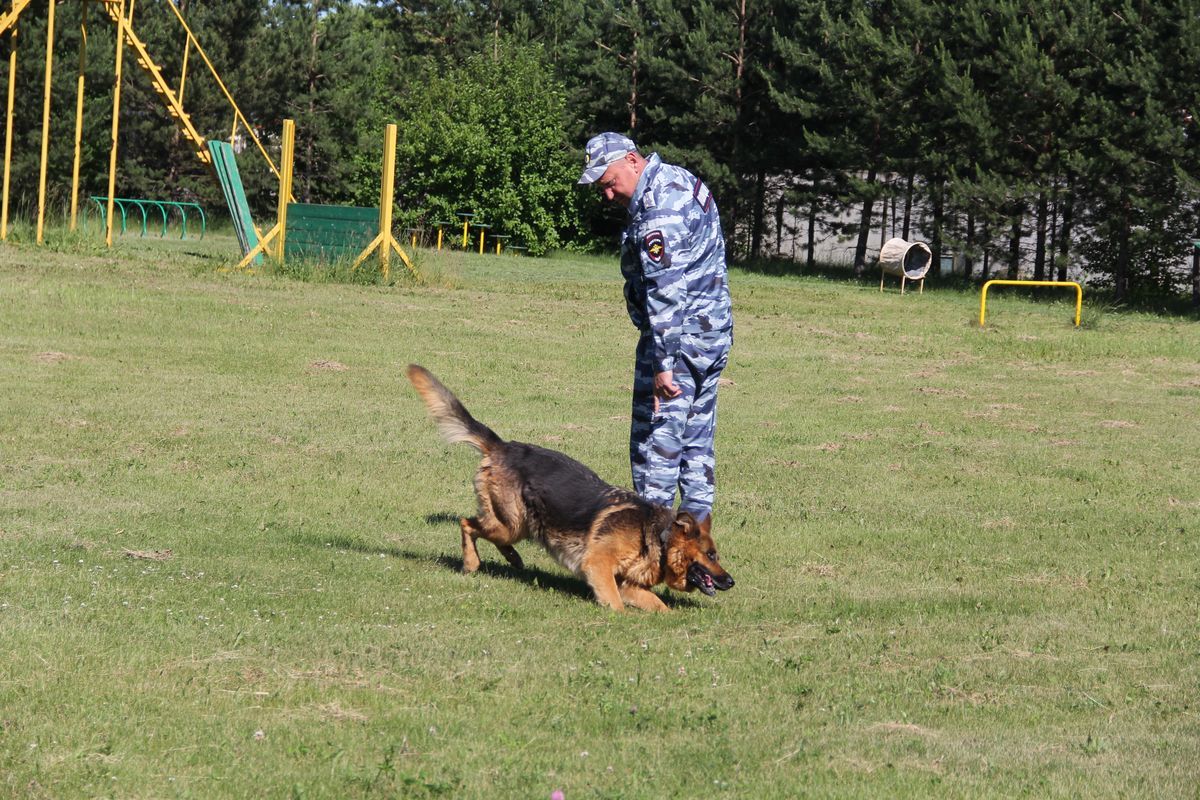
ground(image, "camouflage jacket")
xmin=620 ymin=153 xmax=733 ymax=374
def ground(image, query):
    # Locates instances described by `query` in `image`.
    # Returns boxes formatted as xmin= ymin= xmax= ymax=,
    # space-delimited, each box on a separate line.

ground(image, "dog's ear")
xmin=673 ymin=511 xmax=700 ymax=538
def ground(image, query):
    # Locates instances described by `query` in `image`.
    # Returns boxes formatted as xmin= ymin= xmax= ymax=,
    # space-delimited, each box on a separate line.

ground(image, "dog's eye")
xmin=707 ymin=550 xmax=718 ymax=561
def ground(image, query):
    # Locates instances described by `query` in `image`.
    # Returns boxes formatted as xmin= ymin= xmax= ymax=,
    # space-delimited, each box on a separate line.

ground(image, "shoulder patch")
xmin=694 ymin=179 xmax=712 ymax=213
xmin=643 ymin=230 xmax=665 ymax=263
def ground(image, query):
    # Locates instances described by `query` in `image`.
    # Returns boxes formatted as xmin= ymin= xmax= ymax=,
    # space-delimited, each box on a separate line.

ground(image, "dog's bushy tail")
xmin=406 ymin=364 xmax=503 ymax=454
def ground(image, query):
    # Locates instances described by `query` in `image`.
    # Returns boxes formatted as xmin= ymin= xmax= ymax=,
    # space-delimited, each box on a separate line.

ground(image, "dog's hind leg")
xmin=618 ymin=583 xmax=670 ymax=612
xmin=461 ymin=516 xmax=524 ymax=572
xmin=460 ymin=517 xmax=485 ymax=573
xmin=495 ymin=544 xmax=524 ymax=570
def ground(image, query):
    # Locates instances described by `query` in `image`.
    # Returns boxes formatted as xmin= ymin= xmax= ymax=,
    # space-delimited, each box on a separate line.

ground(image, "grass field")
xmin=2 ymin=230 xmax=1198 ymax=798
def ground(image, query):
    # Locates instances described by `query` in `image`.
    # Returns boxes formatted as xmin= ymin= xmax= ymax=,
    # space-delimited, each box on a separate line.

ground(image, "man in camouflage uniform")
xmin=578 ymin=132 xmax=733 ymax=526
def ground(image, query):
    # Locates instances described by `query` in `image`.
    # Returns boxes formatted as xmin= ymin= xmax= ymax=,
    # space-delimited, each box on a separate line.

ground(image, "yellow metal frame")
xmin=235 ymin=118 xmax=294 ymax=271
xmin=235 ymin=120 xmax=417 ymax=282
xmin=69 ymin=0 xmax=88 ymax=230
xmin=979 ymin=280 xmax=1083 ymax=327
xmin=352 ymin=123 xmax=417 ymax=281
xmin=1 ymin=0 xmax=23 ymax=240
xmin=2 ymin=0 xmax=283 ymax=247
xmin=35 ymin=0 xmax=55 ymax=243
xmin=105 ymin=0 xmax=127 ymax=247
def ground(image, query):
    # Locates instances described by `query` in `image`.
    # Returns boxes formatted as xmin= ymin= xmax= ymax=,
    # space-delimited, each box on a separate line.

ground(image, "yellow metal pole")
xmin=436 ymin=225 xmax=443 ymax=250
xmin=478 ymin=228 xmax=485 ymax=255
xmin=378 ymin=123 xmax=397 ymax=280
xmin=36 ymin=0 xmax=56 ymax=244
xmin=275 ymin=118 xmax=294 ymax=261
xmin=178 ymin=31 xmax=189 ymax=106
xmin=105 ymin=0 xmax=127 ymax=247
xmin=69 ymin=0 xmax=88 ymax=231
xmin=162 ymin=1 xmax=281 ymax=183
xmin=1 ymin=11 xmax=18 ymax=241
xmin=979 ymin=280 xmax=1083 ymax=327
xmin=462 ymin=218 xmax=468 ymax=247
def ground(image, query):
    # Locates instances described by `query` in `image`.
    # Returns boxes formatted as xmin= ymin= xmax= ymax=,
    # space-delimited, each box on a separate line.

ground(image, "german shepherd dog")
xmin=406 ymin=365 xmax=734 ymax=611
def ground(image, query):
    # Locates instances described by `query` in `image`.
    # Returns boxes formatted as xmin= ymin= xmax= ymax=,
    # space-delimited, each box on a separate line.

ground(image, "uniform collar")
xmin=629 ymin=153 xmax=661 ymax=216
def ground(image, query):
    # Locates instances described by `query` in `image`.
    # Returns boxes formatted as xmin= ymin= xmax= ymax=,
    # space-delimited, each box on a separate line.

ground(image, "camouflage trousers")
xmin=630 ymin=328 xmax=732 ymax=521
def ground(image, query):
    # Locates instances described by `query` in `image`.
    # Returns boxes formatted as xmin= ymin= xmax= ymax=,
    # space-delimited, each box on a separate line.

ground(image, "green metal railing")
xmin=86 ymin=196 xmax=206 ymax=239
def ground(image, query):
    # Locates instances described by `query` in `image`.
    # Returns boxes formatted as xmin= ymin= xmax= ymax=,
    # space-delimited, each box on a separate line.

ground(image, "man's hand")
xmin=653 ymin=370 xmax=682 ymax=412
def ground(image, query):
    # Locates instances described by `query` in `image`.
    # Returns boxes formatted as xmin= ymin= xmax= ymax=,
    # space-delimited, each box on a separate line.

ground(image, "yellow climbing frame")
xmin=979 ymin=280 xmax=1083 ymax=327
xmin=1 ymin=0 xmax=282 ymax=245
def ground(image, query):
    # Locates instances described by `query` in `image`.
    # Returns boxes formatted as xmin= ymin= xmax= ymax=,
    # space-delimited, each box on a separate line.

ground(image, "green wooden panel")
xmin=287 ymin=218 xmax=378 ymax=236
xmin=287 ymin=203 xmax=379 ymax=223
xmin=284 ymin=203 xmax=380 ymax=261
xmin=207 ymin=141 xmax=260 ymax=265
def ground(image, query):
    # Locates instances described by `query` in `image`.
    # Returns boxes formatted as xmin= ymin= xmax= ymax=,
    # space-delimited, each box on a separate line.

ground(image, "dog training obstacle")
xmin=234 ymin=120 xmax=417 ymax=281
xmin=1 ymin=0 xmax=280 ymax=246
xmin=978 ymin=280 xmax=1083 ymax=327
xmin=878 ymin=237 xmax=932 ymax=294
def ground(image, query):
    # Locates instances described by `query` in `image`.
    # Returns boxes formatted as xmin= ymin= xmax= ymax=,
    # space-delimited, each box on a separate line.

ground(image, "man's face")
xmin=596 ymin=154 xmax=641 ymax=208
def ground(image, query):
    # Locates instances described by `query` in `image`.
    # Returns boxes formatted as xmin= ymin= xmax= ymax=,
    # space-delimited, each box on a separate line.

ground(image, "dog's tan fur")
xmin=406 ymin=365 xmax=734 ymax=611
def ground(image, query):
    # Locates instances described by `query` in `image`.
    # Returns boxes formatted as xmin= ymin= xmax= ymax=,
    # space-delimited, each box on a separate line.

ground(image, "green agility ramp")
xmin=208 ymin=140 xmax=261 ymax=266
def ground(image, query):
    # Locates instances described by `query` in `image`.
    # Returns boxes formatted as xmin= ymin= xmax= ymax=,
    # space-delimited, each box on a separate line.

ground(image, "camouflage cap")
xmin=578 ymin=132 xmax=637 ymax=185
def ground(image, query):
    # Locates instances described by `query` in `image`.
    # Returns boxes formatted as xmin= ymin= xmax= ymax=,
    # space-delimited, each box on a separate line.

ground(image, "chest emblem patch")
xmin=643 ymin=230 xmax=665 ymax=263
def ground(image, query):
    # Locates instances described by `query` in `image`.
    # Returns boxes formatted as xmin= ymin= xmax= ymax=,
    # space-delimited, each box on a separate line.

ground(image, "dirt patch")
xmin=33 ymin=351 xmax=72 ymax=364
xmin=869 ymin=721 xmax=935 ymax=736
xmin=317 ymin=701 xmax=368 ymax=723
xmin=123 ymin=548 xmax=172 ymax=561
xmin=309 ymin=359 xmax=348 ymax=371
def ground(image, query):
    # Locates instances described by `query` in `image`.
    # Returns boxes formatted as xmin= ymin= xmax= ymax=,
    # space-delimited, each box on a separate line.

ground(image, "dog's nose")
xmin=716 ymin=573 xmax=734 ymax=590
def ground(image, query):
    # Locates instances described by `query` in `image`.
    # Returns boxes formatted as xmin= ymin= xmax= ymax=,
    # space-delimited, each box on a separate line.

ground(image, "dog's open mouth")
xmin=687 ymin=563 xmax=733 ymax=596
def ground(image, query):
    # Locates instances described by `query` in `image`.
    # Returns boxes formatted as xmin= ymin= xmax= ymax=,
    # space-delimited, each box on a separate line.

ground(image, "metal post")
xmin=1 ymin=10 xmax=18 ymax=240
xmin=106 ymin=0 xmax=127 ymax=247
xmin=378 ymin=123 xmax=397 ymax=280
xmin=36 ymin=0 xmax=56 ymax=244
xmin=275 ymin=118 xmax=294 ymax=261
xmin=70 ymin=0 xmax=88 ymax=231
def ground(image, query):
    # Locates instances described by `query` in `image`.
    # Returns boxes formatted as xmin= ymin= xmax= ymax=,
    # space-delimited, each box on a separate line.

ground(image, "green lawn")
xmin=1 ymin=231 xmax=1197 ymax=798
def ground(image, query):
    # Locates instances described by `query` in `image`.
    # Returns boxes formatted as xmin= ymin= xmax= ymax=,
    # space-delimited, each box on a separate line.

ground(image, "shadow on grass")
xmin=291 ymin=517 xmax=700 ymax=609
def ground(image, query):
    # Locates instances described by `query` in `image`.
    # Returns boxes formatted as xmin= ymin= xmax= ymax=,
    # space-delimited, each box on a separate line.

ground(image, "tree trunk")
xmin=1114 ymin=194 xmax=1131 ymax=301
xmin=930 ymin=177 xmax=944 ymax=277
xmin=806 ymin=192 xmax=816 ymax=271
xmin=1048 ymin=180 xmax=1059 ymax=274
xmin=1007 ymin=209 xmax=1022 ymax=280
xmin=878 ymin=177 xmax=888 ymax=252
xmin=1056 ymin=180 xmax=1074 ymax=282
xmin=775 ymin=192 xmax=785 ymax=255
xmin=1192 ymin=235 xmax=1199 ymax=307
xmin=628 ymin=2 xmax=639 ymax=134
xmin=853 ymin=164 xmax=877 ymax=277
xmin=901 ymin=173 xmax=913 ymax=240
xmin=1033 ymin=190 xmax=1048 ymax=281
xmin=964 ymin=211 xmax=975 ymax=279
xmin=890 ymin=190 xmax=897 ymax=239
xmin=981 ymin=221 xmax=992 ymax=280
xmin=750 ymin=170 xmax=765 ymax=259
